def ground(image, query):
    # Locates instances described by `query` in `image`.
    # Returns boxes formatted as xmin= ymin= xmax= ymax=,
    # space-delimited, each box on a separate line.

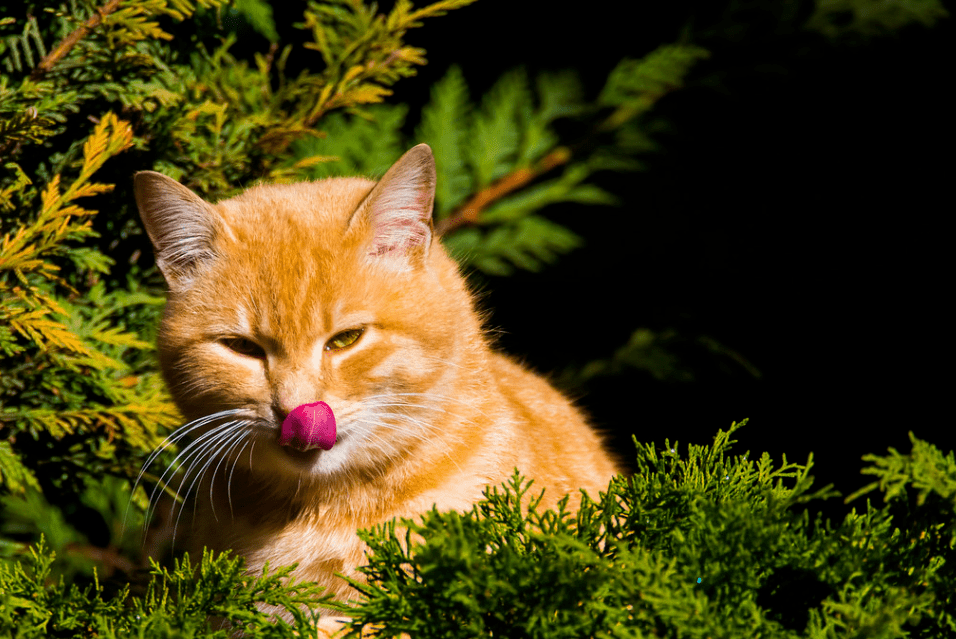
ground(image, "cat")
xmin=134 ymin=144 xmax=620 ymax=635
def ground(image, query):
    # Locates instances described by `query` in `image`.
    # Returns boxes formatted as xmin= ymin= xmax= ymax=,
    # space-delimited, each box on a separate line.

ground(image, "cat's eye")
xmin=325 ymin=328 xmax=364 ymax=352
xmin=220 ymin=337 xmax=266 ymax=359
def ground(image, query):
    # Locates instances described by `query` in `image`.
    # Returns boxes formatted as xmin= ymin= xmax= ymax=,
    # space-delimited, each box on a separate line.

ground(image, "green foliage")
xmin=846 ymin=431 xmax=956 ymax=506
xmin=233 ymin=0 xmax=280 ymax=42
xmin=0 ymin=112 xmax=174 ymax=506
xmin=342 ymin=421 xmax=955 ymax=638
xmin=0 ymin=541 xmax=333 ymax=637
xmin=1 ymin=423 xmax=953 ymax=636
xmin=292 ymin=103 xmax=410 ymax=179
xmin=599 ymin=43 xmax=710 ymax=128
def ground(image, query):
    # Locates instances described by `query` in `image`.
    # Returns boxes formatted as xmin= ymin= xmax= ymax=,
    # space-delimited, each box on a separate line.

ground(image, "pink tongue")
xmin=279 ymin=401 xmax=336 ymax=452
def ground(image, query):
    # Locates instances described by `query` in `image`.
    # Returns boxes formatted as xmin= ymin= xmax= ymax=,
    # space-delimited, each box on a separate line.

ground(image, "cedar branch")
xmin=30 ymin=0 xmax=122 ymax=80
xmin=435 ymin=147 xmax=572 ymax=237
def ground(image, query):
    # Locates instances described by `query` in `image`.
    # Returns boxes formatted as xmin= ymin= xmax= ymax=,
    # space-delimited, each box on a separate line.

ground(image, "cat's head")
xmin=135 ymin=145 xmax=481 ymax=487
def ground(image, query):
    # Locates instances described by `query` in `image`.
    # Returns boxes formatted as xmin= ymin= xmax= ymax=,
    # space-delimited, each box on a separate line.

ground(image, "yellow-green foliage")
xmin=0 ymin=113 xmax=174 ymax=487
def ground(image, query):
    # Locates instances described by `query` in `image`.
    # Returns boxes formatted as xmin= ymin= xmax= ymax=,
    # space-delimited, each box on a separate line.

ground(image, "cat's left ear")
xmin=351 ymin=144 xmax=436 ymax=269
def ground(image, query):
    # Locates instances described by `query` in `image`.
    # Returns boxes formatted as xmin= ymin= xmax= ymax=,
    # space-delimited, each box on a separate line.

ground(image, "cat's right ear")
xmin=133 ymin=171 xmax=219 ymax=291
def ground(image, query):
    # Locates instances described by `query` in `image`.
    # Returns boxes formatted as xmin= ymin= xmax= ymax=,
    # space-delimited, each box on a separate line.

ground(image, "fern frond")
xmin=292 ymin=104 xmax=408 ymax=180
xmin=0 ymin=164 xmax=32 ymax=216
xmin=599 ymin=44 xmax=710 ymax=126
xmin=1 ymin=15 xmax=47 ymax=74
xmin=446 ymin=215 xmax=583 ymax=276
xmin=27 ymin=0 xmax=228 ymax=78
xmin=73 ymin=112 xmax=134 ymax=195
xmin=3 ymin=307 xmax=115 ymax=365
xmin=415 ymin=65 xmax=472 ymax=217
xmin=87 ymin=326 xmax=153 ymax=351
xmin=470 ymin=69 xmax=529 ymax=188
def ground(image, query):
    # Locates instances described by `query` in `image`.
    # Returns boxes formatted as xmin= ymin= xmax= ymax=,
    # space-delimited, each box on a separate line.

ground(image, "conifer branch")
xmin=436 ymin=147 xmax=572 ymax=237
xmin=30 ymin=0 xmax=122 ymax=80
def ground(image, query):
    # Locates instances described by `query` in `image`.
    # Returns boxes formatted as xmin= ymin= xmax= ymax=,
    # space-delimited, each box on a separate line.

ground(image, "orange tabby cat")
xmin=134 ymin=144 xmax=620 ymax=634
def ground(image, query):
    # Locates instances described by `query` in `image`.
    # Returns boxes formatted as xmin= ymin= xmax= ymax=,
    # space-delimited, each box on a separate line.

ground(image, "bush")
xmin=1 ymin=421 xmax=953 ymax=637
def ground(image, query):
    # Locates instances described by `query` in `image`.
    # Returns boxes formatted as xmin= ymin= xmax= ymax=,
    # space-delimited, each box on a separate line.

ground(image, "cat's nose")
xmin=276 ymin=386 xmax=320 ymax=420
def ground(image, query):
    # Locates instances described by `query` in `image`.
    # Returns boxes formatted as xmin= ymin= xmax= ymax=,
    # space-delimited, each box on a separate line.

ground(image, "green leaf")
xmin=469 ymin=68 xmax=530 ymax=187
xmin=600 ymin=43 xmax=710 ymax=108
xmin=462 ymin=215 xmax=583 ymax=276
xmin=481 ymin=165 xmax=616 ymax=225
xmin=416 ymin=65 xmax=473 ymax=217
xmin=807 ymin=0 xmax=949 ymax=39
xmin=293 ymin=104 xmax=408 ymax=179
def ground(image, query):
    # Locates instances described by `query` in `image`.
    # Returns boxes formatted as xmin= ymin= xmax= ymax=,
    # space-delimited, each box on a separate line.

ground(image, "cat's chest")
xmin=230 ymin=513 xmax=369 ymax=591
xmin=220 ymin=475 xmax=486 ymax=577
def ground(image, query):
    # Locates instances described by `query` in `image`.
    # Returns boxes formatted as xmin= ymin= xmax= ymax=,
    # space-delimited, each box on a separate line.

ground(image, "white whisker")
xmin=171 ymin=423 xmax=246 ymax=542
xmin=206 ymin=424 xmax=253 ymax=522
xmin=126 ymin=409 xmax=246 ymax=537
xmin=228 ymin=439 xmax=251 ymax=519
xmin=146 ymin=421 xmax=235 ymax=526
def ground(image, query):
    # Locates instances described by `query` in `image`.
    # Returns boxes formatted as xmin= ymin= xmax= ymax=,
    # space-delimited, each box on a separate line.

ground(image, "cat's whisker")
xmin=413 ymin=354 xmax=471 ymax=371
xmin=171 ymin=422 xmax=248 ymax=541
xmin=155 ymin=420 xmax=239 ymax=525
xmin=137 ymin=411 xmax=242 ymax=488
xmin=363 ymin=390 xmax=472 ymax=406
xmin=353 ymin=416 xmax=437 ymax=443
xmin=128 ymin=409 xmax=246 ymax=535
xmin=185 ymin=424 xmax=249 ymax=511
xmin=206 ymin=424 xmax=253 ymax=522
xmin=365 ymin=401 xmax=456 ymax=415
xmin=140 ymin=410 xmax=239 ymax=474
xmin=362 ymin=390 xmax=490 ymax=421
xmin=227 ymin=439 xmax=251 ymax=519
xmin=144 ymin=420 xmax=237 ymax=530
xmin=353 ymin=415 xmax=462 ymax=455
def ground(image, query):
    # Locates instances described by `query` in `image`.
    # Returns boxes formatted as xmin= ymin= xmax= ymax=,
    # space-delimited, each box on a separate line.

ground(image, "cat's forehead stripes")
xmin=210 ymin=178 xmax=376 ymax=352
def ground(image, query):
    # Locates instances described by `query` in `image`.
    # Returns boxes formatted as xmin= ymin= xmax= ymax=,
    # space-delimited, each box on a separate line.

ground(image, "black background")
xmin=273 ymin=1 xmax=952 ymax=523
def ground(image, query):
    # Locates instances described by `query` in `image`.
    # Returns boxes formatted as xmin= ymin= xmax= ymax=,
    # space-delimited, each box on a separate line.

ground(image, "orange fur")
xmin=135 ymin=145 xmax=620 ymax=633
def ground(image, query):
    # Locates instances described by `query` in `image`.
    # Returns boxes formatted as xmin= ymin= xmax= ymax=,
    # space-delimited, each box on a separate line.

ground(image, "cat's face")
xmin=136 ymin=146 xmax=476 ymax=486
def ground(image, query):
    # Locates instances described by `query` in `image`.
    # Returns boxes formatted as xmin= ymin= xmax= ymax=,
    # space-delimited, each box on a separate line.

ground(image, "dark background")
xmin=276 ymin=1 xmax=951 ymax=523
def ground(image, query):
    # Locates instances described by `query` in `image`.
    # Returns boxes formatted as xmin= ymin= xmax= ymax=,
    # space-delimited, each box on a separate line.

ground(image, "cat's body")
xmin=135 ymin=145 xmax=619 ymax=631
